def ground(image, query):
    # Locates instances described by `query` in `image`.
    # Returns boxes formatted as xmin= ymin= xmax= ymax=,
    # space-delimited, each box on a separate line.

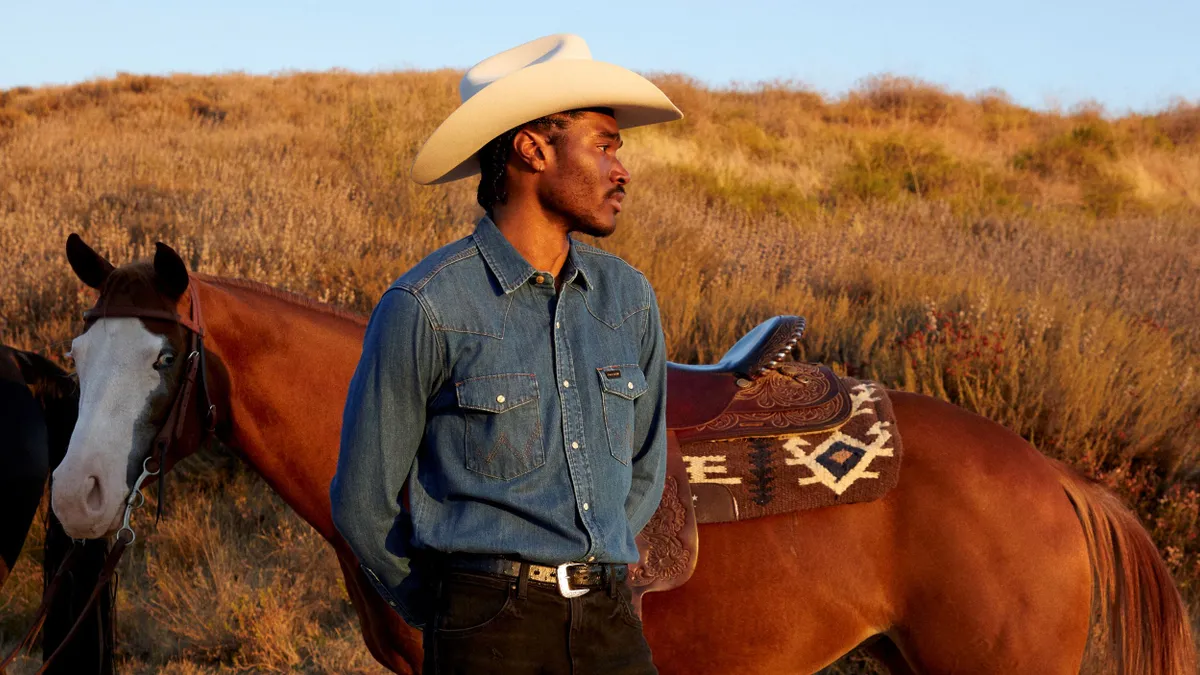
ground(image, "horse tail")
xmin=1051 ymin=459 xmax=1196 ymax=675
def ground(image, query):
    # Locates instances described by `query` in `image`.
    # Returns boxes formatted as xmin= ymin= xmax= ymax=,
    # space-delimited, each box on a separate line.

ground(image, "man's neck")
xmin=490 ymin=204 xmax=572 ymax=278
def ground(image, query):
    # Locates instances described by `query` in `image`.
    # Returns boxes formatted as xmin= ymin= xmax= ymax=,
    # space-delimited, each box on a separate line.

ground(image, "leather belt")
xmin=445 ymin=557 xmax=627 ymax=598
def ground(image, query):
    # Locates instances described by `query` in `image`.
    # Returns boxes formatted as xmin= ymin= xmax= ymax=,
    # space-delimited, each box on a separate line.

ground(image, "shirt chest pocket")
xmin=456 ymin=373 xmax=545 ymax=480
xmin=597 ymin=365 xmax=649 ymax=465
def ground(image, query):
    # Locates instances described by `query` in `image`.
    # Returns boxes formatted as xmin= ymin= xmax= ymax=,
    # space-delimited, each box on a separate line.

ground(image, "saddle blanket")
xmin=682 ymin=378 xmax=903 ymax=523
xmin=628 ymin=378 xmax=903 ymax=599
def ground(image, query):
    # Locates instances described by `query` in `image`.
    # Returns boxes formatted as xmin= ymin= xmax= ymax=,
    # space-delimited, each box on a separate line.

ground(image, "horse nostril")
xmin=85 ymin=476 xmax=104 ymax=513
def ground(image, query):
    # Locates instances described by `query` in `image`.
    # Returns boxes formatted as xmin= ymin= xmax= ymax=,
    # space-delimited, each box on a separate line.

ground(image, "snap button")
xmin=535 ymin=275 xmax=545 ymax=284
xmin=496 ymin=395 xmax=505 ymax=403
xmin=563 ymin=380 xmax=570 ymax=388
xmin=582 ymin=503 xmax=590 ymax=511
xmin=627 ymin=381 xmax=634 ymax=390
xmin=587 ymin=556 xmax=595 ymax=562
xmin=571 ymin=441 xmax=579 ymax=449
xmin=555 ymin=322 xmax=560 ymax=328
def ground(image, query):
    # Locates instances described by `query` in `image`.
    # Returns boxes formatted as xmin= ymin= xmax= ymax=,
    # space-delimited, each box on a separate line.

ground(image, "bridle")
xmin=85 ymin=282 xmax=218 ymax=518
xmin=1 ymin=283 xmax=216 ymax=673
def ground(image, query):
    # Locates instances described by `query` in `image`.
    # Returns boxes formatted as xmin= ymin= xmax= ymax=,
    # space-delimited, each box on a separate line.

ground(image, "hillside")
xmin=1 ymin=70 xmax=1198 ymax=673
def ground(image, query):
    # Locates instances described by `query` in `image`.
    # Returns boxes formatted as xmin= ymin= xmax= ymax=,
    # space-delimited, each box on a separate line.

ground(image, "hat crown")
xmin=459 ymin=34 xmax=593 ymax=102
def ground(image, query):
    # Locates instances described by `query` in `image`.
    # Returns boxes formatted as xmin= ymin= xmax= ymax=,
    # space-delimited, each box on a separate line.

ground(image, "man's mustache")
xmin=607 ymin=186 xmax=626 ymax=198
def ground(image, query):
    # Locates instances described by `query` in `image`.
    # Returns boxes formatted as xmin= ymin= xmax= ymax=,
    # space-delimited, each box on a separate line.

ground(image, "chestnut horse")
xmin=50 ymin=236 xmax=1194 ymax=674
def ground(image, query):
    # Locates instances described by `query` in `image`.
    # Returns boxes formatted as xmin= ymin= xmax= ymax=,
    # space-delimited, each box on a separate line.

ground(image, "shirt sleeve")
xmin=330 ymin=286 xmax=442 ymax=629
xmin=625 ymin=280 xmax=669 ymax=535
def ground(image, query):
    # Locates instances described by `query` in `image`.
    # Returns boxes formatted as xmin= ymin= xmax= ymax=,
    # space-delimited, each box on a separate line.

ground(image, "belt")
xmin=445 ymin=557 xmax=627 ymax=598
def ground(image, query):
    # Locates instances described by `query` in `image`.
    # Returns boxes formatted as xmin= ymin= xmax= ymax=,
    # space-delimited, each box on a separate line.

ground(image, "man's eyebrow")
xmin=597 ymin=131 xmax=624 ymax=146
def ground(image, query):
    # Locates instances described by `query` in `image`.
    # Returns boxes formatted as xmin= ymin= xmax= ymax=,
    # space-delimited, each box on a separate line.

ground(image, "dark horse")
xmin=0 ymin=344 xmax=113 ymax=675
xmin=48 ymin=236 xmax=1196 ymax=674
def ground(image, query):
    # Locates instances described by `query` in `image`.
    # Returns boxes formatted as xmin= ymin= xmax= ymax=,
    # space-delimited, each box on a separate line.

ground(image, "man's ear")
xmin=512 ymin=128 xmax=550 ymax=172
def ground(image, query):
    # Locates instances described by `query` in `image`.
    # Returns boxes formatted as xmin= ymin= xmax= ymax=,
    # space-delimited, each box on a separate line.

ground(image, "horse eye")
xmin=153 ymin=353 xmax=176 ymax=371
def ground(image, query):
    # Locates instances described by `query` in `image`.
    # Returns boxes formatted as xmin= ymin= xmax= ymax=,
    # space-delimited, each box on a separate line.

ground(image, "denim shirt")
xmin=330 ymin=216 xmax=668 ymax=628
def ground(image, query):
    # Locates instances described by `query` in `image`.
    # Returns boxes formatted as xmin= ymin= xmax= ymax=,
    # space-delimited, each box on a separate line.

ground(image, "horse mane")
xmin=197 ymin=274 xmax=368 ymax=327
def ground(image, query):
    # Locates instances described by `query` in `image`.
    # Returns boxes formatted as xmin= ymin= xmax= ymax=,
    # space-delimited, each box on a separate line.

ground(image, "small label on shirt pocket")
xmin=597 ymin=364 xmax=648 ymax=466
xmin=456 ymin=373 xmax=545 ymax=480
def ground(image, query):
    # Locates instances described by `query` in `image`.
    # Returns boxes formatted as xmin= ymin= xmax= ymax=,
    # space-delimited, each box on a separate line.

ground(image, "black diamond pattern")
xmin=816 ymin=441 xmax=865 ymax=480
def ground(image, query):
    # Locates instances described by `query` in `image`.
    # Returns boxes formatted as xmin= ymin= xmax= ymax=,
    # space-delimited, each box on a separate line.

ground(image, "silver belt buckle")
xmin=556 ymin=562 xmax=590 ymax=598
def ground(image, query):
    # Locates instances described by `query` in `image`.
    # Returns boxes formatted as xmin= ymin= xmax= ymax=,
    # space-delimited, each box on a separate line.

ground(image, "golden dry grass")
xmin=0 ymin=70 xmax=1197 ymax=673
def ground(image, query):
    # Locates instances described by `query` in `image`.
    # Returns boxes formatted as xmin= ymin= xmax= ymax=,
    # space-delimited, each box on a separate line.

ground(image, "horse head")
xmin=53 ymin=233 xmax=204 ymax=539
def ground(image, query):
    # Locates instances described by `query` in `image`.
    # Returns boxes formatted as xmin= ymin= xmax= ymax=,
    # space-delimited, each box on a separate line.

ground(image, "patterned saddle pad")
xmin=629 ymin=378 xmax=903 ymax=606
xmin=686 ymin=379 xmax=903 ymax=522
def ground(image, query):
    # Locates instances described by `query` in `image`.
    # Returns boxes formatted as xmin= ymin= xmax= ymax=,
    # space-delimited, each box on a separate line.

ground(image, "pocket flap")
xmin=597 ymin=364 xmax=648 ymax=400
xmin=456 ymin=373 xmax=539 ymax=413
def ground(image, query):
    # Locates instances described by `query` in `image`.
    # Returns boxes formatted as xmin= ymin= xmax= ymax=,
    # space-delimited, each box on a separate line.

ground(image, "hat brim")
xmin=411 ymin=59 xmax=683 ymax=185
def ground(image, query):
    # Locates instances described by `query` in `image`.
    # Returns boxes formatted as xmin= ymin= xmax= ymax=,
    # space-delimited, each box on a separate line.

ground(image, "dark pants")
xmin=423 ymin=569 xmax=658 ymax=675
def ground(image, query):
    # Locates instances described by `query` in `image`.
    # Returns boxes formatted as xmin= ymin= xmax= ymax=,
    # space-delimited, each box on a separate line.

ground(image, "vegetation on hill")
xmin=1 ymin=70 xmax=1197 ymax=673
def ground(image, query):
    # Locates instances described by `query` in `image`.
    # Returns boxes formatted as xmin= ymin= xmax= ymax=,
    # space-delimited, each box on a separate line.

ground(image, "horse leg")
xmin=335 ymin=554 xmax=423 ymax=674
xmin=880 ymin=392 xmax=1092 ymax=674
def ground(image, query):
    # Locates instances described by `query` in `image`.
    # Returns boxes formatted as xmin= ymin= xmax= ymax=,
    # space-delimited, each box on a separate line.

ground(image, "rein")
xmin=0 ymin=283 xmax=216 ymax=673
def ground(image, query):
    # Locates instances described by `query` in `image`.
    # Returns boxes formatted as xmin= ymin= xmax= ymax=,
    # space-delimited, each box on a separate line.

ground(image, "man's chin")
xmin=573 ymin=215 xmax=617 ymax=239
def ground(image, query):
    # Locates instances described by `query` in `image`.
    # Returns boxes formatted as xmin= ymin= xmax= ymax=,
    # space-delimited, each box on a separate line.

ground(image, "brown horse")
xmin=50 ymin=235 xmax=1194 ymax=674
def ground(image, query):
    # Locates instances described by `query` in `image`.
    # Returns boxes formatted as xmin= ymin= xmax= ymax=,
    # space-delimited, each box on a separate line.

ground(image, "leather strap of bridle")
xmin=0 ymin=544 xmax=84 ymax=670
xmin=151 ymin=326 xmax=202 ymax=520
xmin=81 ymin=293 xmax=204 ymax=336
xmin=32 ymin=536 xmax=129 ymax=675
xmin=81 ymin=283 xmax=214 ymax=519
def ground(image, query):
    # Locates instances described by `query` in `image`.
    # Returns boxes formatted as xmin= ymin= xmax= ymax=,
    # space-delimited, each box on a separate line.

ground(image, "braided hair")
xmin=476 ymin=107 xmax=614 ymax=214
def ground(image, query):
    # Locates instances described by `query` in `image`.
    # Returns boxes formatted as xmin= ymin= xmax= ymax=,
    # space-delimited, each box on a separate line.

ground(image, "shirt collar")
xmin=473 ymin=216 xmax=592 ymax=294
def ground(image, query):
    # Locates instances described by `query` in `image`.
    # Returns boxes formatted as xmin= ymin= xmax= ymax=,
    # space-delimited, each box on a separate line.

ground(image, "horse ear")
xmin=66 ymin=233 xmax=114 ymax=290
xmin=12 ymin=348 xmax=70 ymax=386
xmin=153 ymin=242 xmax=190 ymax=298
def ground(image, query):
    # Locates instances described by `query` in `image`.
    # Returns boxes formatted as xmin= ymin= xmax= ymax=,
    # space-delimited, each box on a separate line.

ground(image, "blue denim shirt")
xmin=330 ymin=216 xmax=668 ymax=628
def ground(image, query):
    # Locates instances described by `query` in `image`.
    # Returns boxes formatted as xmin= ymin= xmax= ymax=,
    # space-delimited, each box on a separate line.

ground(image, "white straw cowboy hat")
xmin=411 ymin=34 xmax=683 ymax=185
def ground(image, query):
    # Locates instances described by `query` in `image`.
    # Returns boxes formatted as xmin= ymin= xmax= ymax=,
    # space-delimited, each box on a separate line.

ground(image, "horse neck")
xmin=195 ymin=278 xmax=367 ymax=541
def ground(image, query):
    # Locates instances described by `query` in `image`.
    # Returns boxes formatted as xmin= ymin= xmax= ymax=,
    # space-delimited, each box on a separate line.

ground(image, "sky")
xmin=2 ymin=0 xmax=1197 ymax=114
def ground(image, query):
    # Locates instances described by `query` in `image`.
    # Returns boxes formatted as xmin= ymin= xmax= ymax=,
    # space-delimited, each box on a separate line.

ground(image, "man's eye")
xmin=598 ymin=145 xmax=610 ymax=152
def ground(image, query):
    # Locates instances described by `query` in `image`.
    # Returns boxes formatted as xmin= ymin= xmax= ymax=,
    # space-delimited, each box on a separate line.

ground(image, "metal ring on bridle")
xmin=115 ymin=456 xmax=162 ymax=546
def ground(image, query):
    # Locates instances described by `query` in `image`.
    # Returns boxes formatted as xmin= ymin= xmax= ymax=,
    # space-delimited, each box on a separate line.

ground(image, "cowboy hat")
xmin=410 ymin=34 xmax=683 ymax=185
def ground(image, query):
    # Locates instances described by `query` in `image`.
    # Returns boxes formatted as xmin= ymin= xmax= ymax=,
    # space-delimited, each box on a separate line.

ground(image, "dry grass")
xmin=0 ymin=70 xmax=1197 ymax=673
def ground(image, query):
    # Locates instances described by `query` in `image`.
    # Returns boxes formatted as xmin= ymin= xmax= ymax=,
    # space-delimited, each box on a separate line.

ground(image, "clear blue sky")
xmin=2 ymin=0 xmax=1196 ymax=114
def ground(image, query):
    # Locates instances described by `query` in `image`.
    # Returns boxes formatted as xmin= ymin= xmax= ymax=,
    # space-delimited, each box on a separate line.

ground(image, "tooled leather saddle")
xmin=628 ymin=316 xmax=858 ymax=610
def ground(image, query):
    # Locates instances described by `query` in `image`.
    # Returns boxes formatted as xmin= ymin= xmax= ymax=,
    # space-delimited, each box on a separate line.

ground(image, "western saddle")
xmin=630 ymin=315 xmax=853 ymax=611
xmin=666 ymin=315 xmax=805 ymax=429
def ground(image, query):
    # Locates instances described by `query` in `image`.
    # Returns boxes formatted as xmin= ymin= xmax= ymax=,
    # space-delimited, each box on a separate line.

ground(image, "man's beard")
xmin=543 ymin=183 xmax=620 ymax=238
xmin=572 ymin=215 xmax=617 ymax=238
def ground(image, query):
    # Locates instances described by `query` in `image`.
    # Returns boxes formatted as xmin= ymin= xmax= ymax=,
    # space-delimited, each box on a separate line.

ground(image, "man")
xmin=330 ymin=34 xmax=682 ymax=674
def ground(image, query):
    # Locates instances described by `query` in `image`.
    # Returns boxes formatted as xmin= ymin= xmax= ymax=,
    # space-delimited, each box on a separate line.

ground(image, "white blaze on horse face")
xmin=52 ymin=318 xmax=167 ymax=539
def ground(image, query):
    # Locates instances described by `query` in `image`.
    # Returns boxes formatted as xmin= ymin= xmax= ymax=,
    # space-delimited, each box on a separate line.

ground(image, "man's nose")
xmin=612 ymin=159 xmax=630 ymax=186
